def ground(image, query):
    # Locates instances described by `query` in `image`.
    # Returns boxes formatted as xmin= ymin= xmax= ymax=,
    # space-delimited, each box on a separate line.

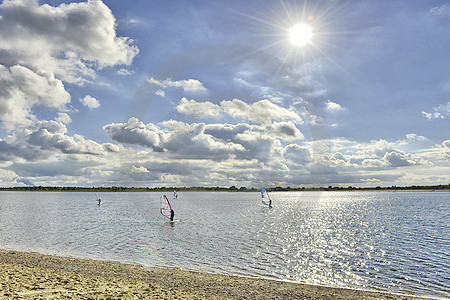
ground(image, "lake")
xmin=0 ymin=191 xmax=448 ymax=298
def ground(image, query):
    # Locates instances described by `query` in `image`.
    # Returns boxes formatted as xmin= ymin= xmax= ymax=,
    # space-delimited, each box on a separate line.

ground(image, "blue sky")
xmin=0 ymin=0 xmax=449 ymax=187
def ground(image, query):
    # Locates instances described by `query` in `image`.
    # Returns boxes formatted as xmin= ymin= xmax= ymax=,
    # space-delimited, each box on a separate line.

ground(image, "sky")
xmin=0 ymin=0 xmax=449 ymax=188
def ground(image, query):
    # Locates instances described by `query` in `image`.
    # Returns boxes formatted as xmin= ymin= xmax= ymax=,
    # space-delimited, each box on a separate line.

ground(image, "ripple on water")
xmin=0 ymin=191 xmax=449 ymax=298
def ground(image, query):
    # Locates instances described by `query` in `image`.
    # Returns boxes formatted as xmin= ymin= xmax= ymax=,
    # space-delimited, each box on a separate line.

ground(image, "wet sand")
xmin=0 ymin=249 xmax=425 ymax=299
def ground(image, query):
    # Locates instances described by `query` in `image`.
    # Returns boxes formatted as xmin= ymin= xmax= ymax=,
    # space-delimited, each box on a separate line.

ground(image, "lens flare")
xmin=140 ymin=244 xmax=166 ymax=267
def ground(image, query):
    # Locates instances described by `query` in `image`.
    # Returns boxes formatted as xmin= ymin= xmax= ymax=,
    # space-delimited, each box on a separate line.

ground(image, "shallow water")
xmin=0 ymin=191 xmax=448 ymax=298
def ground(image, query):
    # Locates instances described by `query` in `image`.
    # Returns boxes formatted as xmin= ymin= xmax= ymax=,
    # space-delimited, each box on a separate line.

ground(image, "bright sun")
xmin=288 ymin=23 xmax=313 ymax=46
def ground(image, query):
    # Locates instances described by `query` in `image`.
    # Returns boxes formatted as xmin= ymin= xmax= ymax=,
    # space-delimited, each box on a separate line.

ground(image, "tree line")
xmin=0 ymin=184 xmax=449 ymax=192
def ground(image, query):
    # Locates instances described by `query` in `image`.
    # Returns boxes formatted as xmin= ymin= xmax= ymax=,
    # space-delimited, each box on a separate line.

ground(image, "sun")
xmin=288 ymin=23 xmax=313 ymax=47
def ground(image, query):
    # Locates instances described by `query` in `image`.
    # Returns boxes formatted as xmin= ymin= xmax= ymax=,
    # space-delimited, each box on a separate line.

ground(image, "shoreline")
xmin=1 ymin=249 xmax=428 ymax=299
xmin=0 ymin=189 xmax=449 ymax=194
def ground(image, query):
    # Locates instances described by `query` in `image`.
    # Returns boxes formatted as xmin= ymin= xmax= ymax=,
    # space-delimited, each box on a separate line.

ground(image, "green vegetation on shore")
xmin=0 ymin=184 xmax=449 ymax=192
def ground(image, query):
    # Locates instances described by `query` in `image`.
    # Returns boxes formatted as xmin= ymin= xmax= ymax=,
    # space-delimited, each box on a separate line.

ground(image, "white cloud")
xmin=102 ymin=143 xmax=124 ymax=153
xmin=103 ymin=117 xmax=166 ymax=151
xmin=103 ymin=118 xmax=294 ymax=162
xmin=283 ymin=144 xmax=311 ymax=165
xmin=175 ymin=98 xmax=304 ymax=129
xmin=443 ymin=140 xmax=450 ymax=159
xmin=444 ymin=140 xmax=450 ymax=150
xmin=56 ymin=113 xmax=72 ymax=124
xmin=422 ymin=101 xmax=450 ymax=119
xmin=220 ymin=99 xmax=302 ymax=124
xmin=117 ymin=68 xmax=134 ymax=76
xmin=422 ymin=111 xmax=444 ymax=119
xmin=11 ymin=160 xmax=101 ymax=178
xmin=383 ymin=151 xmax=414 ymax=167
xmin=406 ymin=133 xmax=427 ymax=141
xmin=80 ymin=95 xmax=100 ymax=109
xmin=324 ymin=100 xmax=344 ymax=112
xmin=430 ymin=4 xmax=450 ymax=16
xmin=148 ymin=77 xmax=207 ymax=93
xmin=0 ymin=0 xmax=138 ymax=134
xmin=129 ymin=165 xmax=150 ymax=173
xmin=155 ymin=90 xmax=165 ymax=97
xmin=163 ymin=124 xmax=245 ymax=161
xmin=0 ymin=0 xmax=138 ymax=85
xmin=0 ymin=120 xmax=113 ymax=164
xmin=0 ymin=65 xmax=70 ymax=130
xmin=121 ymin=17 xmax=148 ymax=28
xmin=27 ymin=121 xmax=105 ymax=155
xmin=176 ymin=97 xmax=222 ymax=117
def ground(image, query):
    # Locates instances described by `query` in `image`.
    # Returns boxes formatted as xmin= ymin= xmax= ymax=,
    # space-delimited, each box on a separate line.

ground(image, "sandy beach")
xmin=0 ymin=249 xmax=427 ymax=299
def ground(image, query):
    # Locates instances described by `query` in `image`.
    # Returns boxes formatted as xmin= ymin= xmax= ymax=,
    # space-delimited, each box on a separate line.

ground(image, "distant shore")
xmin=0 ymin=185 xmax=449 ymax=193
xmin=1 ymin=249 xmax=427 ymax=299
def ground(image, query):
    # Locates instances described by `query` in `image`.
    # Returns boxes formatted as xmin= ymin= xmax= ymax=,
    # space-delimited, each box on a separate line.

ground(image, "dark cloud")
xmin=284 ymin=144 xmax=311 ymax=165
xmin=10 ymin=160 xmax=100 ymax=178
xmin=103 ymin=118 xmax=165 ymax=151
xmin=28 ymin=121 xmax=105 ymax=155
xmin=383 ymin=151 xmax=414 ymax=167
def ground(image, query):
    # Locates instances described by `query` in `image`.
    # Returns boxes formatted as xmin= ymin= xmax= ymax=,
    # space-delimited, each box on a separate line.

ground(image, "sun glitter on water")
xmin=288 ymin=23 xmax=313 ymax=47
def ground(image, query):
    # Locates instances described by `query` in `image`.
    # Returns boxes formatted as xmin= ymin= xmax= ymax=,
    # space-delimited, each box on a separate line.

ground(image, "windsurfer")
xmin=170 ymin=209 xmax=175 ymax=221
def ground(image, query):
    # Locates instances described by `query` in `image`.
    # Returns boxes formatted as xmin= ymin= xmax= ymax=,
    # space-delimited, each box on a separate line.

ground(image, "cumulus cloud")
xmin=129 ymin=165 xmax=150 ymax=173
xmin=332 ymin=152 xmax=346 ymax=162
xmin=121 ymin=161 xmax=202 ymax=183
xmin=444 ymin=140 xmax=450 ymax=150
xmin=443 ymin=140 xmax=450 ymax=159
xmin=148 ymin=77 xmax=206 ymax=92
xmin=383 ymin=151 xmax=414 ymax=167
xmin=269 ymin=121 xmax=304 ymax=141
xmin=80 ymin=95 xmax=100 ymax=109
xmin=11 ymin=160 xmax=101 ymax=178
xmin=220 ymin=99 xmax=302 ymax=124
xmin=367 ymin=140 xmax=397 ymax=157
xmin=422 ymin=101 xmax=450 ymax=119
xmin=27 ymin=121 xmax=105 ymax=155
xmin=324 ymin=100 xmax=344 ymax=112
xmin=0 ymin=0 xmax=138 ymax=84
xmin=56 ymin=113 xmax=72 ymax=124
xmin=103 ymin=117 xmax=165 ymax=151
xmin=176 ymin=97 xmax=222 ymax=117
xmin=406 ymin=133 xmax=427 ymax=141
xmin=0 ymin=0 xmax=138 ymax=133
xmin=102 ymin=143 xmax=124 ymax=153
xmin=283 ymin=144 xmax=311 ymax=165
xmin=0 ymin=120 xmax=114 ymax=164
xmin=103 ymin=118 xmax=296 ymax=162
xmin=0 ymin=65 xmax=70 ymax=130
xmin=163 ymin=123 xmax=245 ymax=161
xmin=175 ymin=98 xmax=303 ymax=126
xmin=203 ymin=123 xmax=280 ymax=162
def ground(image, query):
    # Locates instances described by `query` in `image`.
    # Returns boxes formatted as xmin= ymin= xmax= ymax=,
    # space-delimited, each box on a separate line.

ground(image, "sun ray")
xmin=212 ymin=0 xmax=366 ymax=83
xmin=289 ymin=23 xmax=313 ymax=46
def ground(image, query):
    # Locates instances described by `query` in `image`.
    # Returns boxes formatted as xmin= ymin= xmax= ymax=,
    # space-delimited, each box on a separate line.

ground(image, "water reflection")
xmin=0 ymin=191 xmax=448 ymax=298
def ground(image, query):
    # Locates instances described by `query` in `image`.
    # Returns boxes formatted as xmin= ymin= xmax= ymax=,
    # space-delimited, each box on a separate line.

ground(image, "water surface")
xmin=0 ymin=191 xmax=448 ymax=298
